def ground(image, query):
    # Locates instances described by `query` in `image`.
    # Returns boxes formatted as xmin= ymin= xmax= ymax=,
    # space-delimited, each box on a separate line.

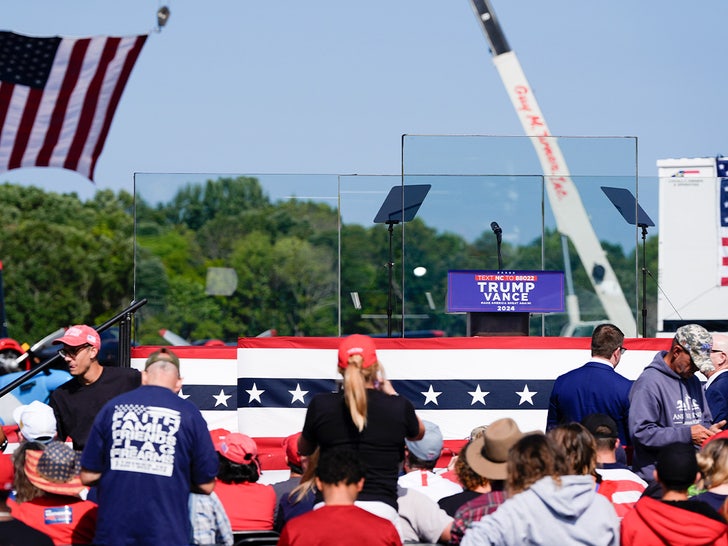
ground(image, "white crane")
xmin=468 ymin=0 xmax=637 ymax=336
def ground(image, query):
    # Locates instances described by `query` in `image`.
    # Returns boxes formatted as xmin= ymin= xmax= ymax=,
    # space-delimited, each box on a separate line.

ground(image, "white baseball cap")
xmin=13 ymin=401 xmax=57 ymax=443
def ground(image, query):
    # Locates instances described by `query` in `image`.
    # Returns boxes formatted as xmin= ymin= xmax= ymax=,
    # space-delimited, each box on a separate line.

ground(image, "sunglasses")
xmin=59 ymin=344 xmax=91 ymax=359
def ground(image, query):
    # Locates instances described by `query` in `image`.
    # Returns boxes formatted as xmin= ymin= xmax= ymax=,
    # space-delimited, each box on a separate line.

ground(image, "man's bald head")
xmin=143 ymin=359 xmax=182 ymax=393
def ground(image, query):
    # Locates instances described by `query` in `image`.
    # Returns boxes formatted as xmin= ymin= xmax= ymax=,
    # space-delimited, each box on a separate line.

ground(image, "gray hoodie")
xmin=628 ymin=350 xmax=711 ymax=480
xmin=460 ymin=475 xmax=619 ymax=546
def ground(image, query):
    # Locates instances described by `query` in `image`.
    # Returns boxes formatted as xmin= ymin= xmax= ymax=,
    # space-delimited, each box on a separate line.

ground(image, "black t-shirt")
xmin=301 ymin=389 xmax=420 ymax=509
xmin=439 ymin=490 xmax=482 ymax=517
xmin=0 ymin=518 xmax=55 ymax=546
xmin=49 ymin=366 xmax=141 ymax=450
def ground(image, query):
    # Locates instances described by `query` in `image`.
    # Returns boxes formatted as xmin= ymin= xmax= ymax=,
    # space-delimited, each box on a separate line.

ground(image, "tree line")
xmin=0 ymin=177 xmax=657 ymax=346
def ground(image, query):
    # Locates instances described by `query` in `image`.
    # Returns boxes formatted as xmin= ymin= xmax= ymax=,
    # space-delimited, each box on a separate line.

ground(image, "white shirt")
xmin=706 ymin=368 xmax=728 ymax=390
xmin=397 ymin=469 xmax=462 ymax=502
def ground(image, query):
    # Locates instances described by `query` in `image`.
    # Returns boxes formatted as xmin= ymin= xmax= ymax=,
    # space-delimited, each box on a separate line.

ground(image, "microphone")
xmin=491 ymin=221 xmax=503 ymax=270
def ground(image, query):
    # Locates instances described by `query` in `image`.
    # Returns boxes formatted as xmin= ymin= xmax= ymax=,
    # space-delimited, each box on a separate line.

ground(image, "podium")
xmin=467 ymin=312 xmax=530 ymax=336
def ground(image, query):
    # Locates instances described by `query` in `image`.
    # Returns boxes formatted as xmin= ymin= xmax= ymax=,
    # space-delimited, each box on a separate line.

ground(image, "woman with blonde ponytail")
xmin=299 ymin=335 xmax=424 ymax=535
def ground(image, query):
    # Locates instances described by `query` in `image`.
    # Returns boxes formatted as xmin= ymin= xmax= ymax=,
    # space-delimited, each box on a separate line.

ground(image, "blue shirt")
xmin=81 ymin=385 xmax=219 ymax=546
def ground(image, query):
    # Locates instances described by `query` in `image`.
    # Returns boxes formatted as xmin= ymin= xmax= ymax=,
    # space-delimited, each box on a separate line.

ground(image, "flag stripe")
xmin=88 ymin=35 xmax=146 ymax=179
xmin=46 ymin=38 xmax=91 ymax=170
xmin=35 ymin=39 xmax=88 ymax=166
xmin=66 ymin=37 xmax=120 ymax=171
xmin=0 ymin=84 xmax=29 ymax=164
xmin=8 ymin=87 xmax=42 ymax=169
xmin=0 ymin=83 xmax=12 ymax=135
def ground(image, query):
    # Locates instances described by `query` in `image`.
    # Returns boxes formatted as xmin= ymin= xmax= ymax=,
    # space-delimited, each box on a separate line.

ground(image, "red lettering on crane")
xmin=550 ymin=176 xmax=569 ymax=200
xmin=513 ymin=87 xmax=569 ymax=200
xmin=528 ymin=115 xmax=544 ymax=129
xmin=515 ymin=85 xmax=531 ymax=112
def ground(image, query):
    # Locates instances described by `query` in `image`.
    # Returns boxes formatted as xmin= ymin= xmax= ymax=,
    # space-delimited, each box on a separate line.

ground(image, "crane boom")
xmin=468 ymin=0 xmax=637 ymax=336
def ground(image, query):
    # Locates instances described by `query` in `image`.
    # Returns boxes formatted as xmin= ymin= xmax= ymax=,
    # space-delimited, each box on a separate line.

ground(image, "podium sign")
xmin=448 ymin=270 xmax=565 ymax=313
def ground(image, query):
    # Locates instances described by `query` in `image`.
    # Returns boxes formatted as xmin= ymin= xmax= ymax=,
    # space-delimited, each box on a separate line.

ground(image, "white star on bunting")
xmin=421 ymin=385 xmax=442 ymax=406
xmin=467 ymin=385 xmax=490 ymax=406
xmin=516 ymin=384 xmax=537 ymax=406
xmin=289 ymin=384 xmax=309 ymax=404
xmin=213 ymin=389 xmax=232 ymax=407
xmin=246 ymin=383 xmax=265 ymax=403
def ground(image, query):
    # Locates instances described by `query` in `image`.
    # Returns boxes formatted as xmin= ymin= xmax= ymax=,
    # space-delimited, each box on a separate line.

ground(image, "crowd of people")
xmin=2 ymin=323 xmax=728 ymax=544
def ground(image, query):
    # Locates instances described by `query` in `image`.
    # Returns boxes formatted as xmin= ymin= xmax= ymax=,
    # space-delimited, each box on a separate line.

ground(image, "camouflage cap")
xmin=144 ymin=347 xmax=180 ymax=370
xmin=675 ymin=324 xmax=714 ymax=374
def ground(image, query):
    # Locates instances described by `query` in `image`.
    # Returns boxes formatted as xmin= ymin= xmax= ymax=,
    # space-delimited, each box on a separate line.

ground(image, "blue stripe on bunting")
xmin=235 ymin=378 xmax=554 ymax=410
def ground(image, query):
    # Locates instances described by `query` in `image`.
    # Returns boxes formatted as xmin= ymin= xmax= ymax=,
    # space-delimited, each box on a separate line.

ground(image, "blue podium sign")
xmin=447 ymin=270 xmax=565 ymax=313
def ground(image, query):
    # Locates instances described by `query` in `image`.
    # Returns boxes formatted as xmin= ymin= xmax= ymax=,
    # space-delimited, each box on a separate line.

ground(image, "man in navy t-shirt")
xmin=80 ymin=348 xmax=218 ymax=546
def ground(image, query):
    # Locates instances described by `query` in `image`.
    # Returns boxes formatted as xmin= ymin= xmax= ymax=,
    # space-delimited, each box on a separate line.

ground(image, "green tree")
xmin=0 ymin=184 xmax=133 ymax=341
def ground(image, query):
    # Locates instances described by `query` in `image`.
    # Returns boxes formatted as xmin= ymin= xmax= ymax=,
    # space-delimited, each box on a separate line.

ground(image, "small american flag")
xmin=718 ymin=158 xmax=728 ymax=286
xmin=0 ymin=31 xmax=146 ymax=180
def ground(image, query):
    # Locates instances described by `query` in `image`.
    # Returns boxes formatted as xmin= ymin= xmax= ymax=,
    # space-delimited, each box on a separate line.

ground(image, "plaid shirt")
xmin=189 ymin=492 xmax=234 ymax=546
xmin=449 ymin=490 xmax=507 ymax=545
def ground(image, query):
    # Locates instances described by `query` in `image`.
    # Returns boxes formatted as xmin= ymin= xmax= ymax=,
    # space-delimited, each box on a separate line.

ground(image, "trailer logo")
xmin=671 ymin=169 xmax=701 ymax=177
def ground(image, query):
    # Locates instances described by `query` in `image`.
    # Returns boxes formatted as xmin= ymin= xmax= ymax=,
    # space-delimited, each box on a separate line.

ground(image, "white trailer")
xmin=657 ymin=156 xmax=728 ymax=332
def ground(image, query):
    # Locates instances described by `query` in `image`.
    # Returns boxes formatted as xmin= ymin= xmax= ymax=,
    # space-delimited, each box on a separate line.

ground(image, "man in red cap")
xmin=49 ymin=324 xmax=140 ymax=450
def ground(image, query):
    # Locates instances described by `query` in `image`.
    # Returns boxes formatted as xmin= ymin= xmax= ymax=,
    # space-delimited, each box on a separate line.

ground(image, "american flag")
xmin=718 ymin=158 xmax=728 ymax=286
xmin=0 ymin=31 xmax=146 ymax=180
xmin=132 ymin=337 xmax=668 ymax=478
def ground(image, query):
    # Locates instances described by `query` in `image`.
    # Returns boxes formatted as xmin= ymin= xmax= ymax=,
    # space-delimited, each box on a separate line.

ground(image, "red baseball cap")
xmin=53 ymin=325 xmax=101 ymax=350
xmin=338 ymin=334 xmax=378 ymax=369
xmin=215 ymin=432 xmax=261 ymax=473
xmin=209 ymin=428 xmax=231 ymax=445
xmin=282 ymin=432 xmax=302 ymax=468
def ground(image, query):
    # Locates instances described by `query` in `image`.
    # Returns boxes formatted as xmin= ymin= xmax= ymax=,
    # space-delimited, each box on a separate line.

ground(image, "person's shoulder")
xmin=555 ymin=362 xmax=600 ymax=381
xmin=0 ymin=518 xmax=55 ymax=545
xmin=306 ymin=391 xmax=341 ymax=411
xmin=51 ymin=375 xmax=80 ymax=395
xmin=633 ymin=361 xmax=667 ymax=383
xmin=346 ymin=504 xmax=397 ymax=524
xmin=102 ymin=366 xmax=141 ymax=380
xmin=311 ymin=391 xmax=341 ymax=403
xmin=370 ymin=388 xmax=413 ymax=407
xmin=252 ymin=481 xmax=277 ymax=496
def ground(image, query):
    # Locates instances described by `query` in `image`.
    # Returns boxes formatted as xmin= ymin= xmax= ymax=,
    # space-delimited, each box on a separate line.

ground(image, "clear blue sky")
xmin=1 ymin=0 xmax=726 ymax=202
